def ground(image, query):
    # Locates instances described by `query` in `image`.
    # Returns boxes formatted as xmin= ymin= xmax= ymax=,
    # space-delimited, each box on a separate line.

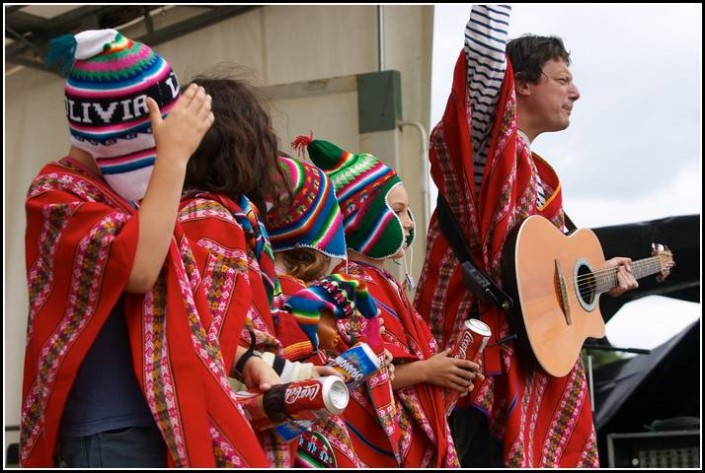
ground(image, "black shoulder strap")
xmin=435 ymin=195 xmax=513 ymax=311
xmin=563 ymin=212 xmax=578 ymax=234
xmin=435 ymin=193 xmax=472 ymax=263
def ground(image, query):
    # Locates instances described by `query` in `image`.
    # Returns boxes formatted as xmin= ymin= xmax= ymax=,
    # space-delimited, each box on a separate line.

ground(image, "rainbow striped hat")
xmin=48 ymin=29 xmax=180 ymax=201
xmin=295 ymin=136 xmax=409 ymax=259
xmin=266 ymin=156 xmax=347 ymax=259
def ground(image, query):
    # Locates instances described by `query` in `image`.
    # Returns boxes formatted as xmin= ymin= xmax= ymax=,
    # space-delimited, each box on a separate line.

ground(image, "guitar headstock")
xmin=652 ymin=243 xmax=675 ymax=282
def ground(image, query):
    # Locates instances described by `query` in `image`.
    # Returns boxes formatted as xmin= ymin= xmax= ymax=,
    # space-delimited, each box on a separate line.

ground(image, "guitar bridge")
xmin=555 ymin=259 xmax=572 ymax=325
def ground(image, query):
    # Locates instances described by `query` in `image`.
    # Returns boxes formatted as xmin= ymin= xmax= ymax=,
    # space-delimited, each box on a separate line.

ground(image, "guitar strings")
xmin=568 ymin=257 xmax=655 ymax=285
xmin=567 ymin=256 xmax=662 ymax=289
xmin=566 ymin=260 xmax=641 ymax=288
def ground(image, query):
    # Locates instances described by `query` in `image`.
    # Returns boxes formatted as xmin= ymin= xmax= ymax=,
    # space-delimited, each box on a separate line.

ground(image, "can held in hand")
xmin=326 ymin=342 xmax=381 ymax=388
xmin=237 ymin=376 xmax=350 ymax=430
xmin=445 ymin=319 xmax=491 ymax=416
xmin=449 ymin=318 xmax=491 ymax=364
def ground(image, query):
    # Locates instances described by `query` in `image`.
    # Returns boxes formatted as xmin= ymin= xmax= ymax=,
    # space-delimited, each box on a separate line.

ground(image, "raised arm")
xmin=126 ymin=84 xmax=213 ymax=293
xmin=465 ymin=5 xmax=511 ymax=190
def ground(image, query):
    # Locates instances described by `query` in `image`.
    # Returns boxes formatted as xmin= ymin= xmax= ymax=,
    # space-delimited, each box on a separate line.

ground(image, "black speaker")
xmin=607 ymin=430 xmax=700 ymax=468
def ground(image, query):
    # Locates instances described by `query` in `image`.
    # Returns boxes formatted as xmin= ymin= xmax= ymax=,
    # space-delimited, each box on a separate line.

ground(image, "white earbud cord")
xmin=402 ymin=243 xmax=415 ymax=290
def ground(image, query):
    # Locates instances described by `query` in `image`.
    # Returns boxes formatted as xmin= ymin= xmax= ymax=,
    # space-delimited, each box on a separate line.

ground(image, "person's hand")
xmin=421 ymin=349 xmax=482 ymax=392
xmin=147 ymin=83 xmax=214 ymax=167
xmin=242 ymin=356 xmax=283 ymax=392
xmin=604 ymin=257 xmax=639 ymax=297
xmin=382 ymin=348 xmax=395 ymax=381
xmin=387 ymin=362 xmax=396 ymax=381
xmin=382 ymin=348 xmax=393 ymax=366
xmin=318 ymin=312 xmax=341 ymax=351
xmin=461 ymin=360 xmax=485 ymax=397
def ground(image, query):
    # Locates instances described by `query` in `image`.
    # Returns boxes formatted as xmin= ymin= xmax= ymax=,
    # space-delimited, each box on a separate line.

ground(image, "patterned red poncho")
xmin=178 ymin=191 xmax=303 ymax=468
xmin=21 ymin=158 xmax=268 ymax=467
xmin=338 ymin=260 xmax=459 ymax=468
xmin=414 ymin=51 xmax=599 ymax=467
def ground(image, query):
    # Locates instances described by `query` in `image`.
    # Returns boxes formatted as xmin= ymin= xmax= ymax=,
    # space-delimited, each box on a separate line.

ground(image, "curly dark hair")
xmin=506 ymin=35 xmax=571 ymax=84
xmin=184 ymin=69 xmax=291 ymax=216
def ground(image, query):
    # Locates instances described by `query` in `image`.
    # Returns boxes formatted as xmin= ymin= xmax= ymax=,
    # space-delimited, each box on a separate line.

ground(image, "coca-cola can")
xmin=283 ymin=376 xmax=349 ymax=419
xmin=236 ymin=376 xmax=349 ymax=430
xmin=450 ymin=319 xmax=491 ymax=363
xmin=234 ymin=390 xmax=275 ymax=430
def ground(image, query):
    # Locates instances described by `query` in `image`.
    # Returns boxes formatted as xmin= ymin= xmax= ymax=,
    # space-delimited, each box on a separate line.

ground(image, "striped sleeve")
xmin=464 ymin=4 xmax=511 ymax=195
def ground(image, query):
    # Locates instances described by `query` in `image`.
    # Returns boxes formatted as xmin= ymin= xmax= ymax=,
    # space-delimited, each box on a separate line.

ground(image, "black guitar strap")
xmin=563 ymin=212 xmax=578 ymax=234
xmin=435 ymin=195 xmax=514 ymax=311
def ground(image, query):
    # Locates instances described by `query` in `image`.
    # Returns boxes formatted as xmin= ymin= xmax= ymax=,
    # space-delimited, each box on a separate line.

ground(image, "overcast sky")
xmin=431 ymin=4 xmax=701 ymax=350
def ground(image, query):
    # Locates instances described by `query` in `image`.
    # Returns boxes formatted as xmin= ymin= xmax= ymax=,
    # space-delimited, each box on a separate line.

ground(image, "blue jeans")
xmin=58 ymin=426 xmax=167 ymax=468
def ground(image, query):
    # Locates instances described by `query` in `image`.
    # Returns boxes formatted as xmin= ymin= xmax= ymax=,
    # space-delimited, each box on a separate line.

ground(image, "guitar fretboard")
xmin=594 ymin=256 xmax=663 ymax=294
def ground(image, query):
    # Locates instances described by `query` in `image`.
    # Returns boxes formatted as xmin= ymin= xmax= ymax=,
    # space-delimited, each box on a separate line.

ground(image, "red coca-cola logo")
xmin=285 ymin=382 xmax=321 ymax=405
xmin=456 ymin=331 xmax=475 ymax=360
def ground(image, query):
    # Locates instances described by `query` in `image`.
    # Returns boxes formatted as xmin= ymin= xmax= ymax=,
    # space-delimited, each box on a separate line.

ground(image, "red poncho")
xmin=178 ymin=191 xmax=303 ymax=468
xmin=337 ymin=260 xmax=459 ymax=467
xmin=21 ymin=158 xmax=268 ymax=467
xmin=414 ymin=52 xmax=599 ymax=467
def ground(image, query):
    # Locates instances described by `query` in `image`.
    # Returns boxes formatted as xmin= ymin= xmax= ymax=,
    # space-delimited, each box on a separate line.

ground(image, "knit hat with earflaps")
xmin=266 ymin=156 xmax=347 ymax=259
xmin=292 ymin=134 xmax=413 ymax=259
xmin=47 ymin=28 xmax=180 ymax=201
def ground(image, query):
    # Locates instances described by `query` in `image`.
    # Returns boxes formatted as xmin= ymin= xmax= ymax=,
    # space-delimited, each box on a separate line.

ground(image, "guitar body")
xmin=503 ymin=215 xmax=607 ymax=377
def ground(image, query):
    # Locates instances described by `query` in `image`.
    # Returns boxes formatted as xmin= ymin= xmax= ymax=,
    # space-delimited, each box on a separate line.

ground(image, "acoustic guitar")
xmin=502 ymin=215 xmax=674 ymax=377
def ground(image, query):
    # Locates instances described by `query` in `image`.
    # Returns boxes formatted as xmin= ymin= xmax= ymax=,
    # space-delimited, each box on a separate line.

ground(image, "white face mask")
xmin=102 ymin=164 xmax=154 ymax=201
xmin=78 ymin=132 xmax=158 ymax=202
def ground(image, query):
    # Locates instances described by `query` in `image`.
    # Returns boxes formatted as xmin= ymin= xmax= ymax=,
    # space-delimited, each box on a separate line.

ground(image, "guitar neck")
xmin=596 ymin=256 xmax=662 ymax=294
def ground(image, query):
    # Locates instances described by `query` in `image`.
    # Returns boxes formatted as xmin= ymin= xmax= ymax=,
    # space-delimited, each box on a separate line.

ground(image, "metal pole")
xmin=397 ymin=120 xmax=430 ymax=239
xmin=377 ymin=5 xmax=384 ymax=71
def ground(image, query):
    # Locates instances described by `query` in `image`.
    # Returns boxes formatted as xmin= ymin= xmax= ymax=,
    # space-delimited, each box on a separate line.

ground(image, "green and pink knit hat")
xmin=47 ymin=29 xmax=180 ymax=201
xmin=293 ymin=135 xmax=413 ymax=259
xmin=266 ymin=156 xmax=347 ymax=259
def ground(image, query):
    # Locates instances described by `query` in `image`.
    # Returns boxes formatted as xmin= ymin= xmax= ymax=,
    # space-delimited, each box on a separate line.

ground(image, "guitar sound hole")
xmin=576 ymin=265 xmax=596 ymax=305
